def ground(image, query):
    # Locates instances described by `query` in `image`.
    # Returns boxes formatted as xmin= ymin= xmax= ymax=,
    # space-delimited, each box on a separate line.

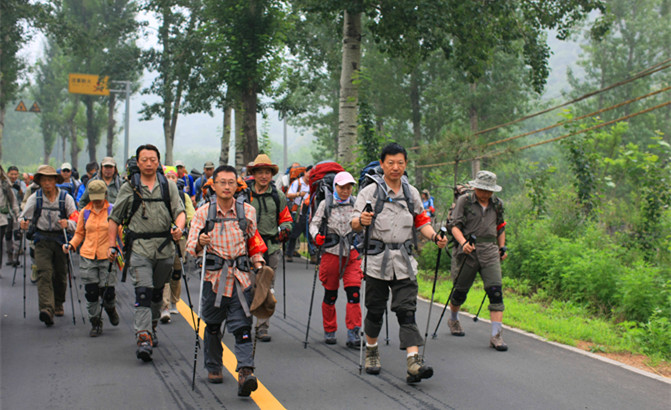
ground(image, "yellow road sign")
xmin=15 ymin=101 xmax=27 ymax=112
xmin=29 ymin=102 xmax=41 ymax=112
xmin=68 ymin=73 xmax=110 ymax=96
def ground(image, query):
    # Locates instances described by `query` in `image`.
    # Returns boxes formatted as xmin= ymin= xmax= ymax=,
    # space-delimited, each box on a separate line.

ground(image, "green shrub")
xmin=417 ymin=242 xmax=451 ymax=272
xmin=614 ymin=264 xmax=667 ymax=322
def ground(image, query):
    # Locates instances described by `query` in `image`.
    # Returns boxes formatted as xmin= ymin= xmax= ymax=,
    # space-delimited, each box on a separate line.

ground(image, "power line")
xmin=416 ymin=100 xmax=671 ymax=168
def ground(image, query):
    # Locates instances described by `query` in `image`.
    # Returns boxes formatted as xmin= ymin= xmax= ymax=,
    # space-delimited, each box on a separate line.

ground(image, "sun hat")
xmin=469 ymin=170 xmax=502 ymax=192
xmin=34 ymin=165 xmax=64 ymax=184
xmin=101 ymin=157 xmax=116 ymax=167
xmin=248 ymin=154 xmax=279 ymax=176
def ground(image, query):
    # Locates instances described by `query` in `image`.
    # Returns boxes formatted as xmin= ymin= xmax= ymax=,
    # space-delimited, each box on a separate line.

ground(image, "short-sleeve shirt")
xmin=287 ymin=177 xmax=309 ymax=207
xmin=449 ymin=193 xmax=503 ymax=267
xmin=109 ymin=175 xmax=185 ymax=260
xmin=352 ymin=181 xmax=428 ymax=281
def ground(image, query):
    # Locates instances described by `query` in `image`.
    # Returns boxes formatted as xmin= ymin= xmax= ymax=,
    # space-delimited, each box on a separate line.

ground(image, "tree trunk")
xmin=106 ymin=93 xmax=116 ymax=156
xmin=337 ymin=10 xmax=362 ymax=165
xmin=410 ymin=69 xmax=422 ymax=187
xmin=469 ymin=82 xmax=480 ymax=177
xmin=0 ymin=107 xmax=4 ymax=161
xmin=241 ymin=86 xmax=258 ymax=164
xmin=234 ymin=106 xmax=245 ymax=170
xmin=220 ymin=105 xmax=232 ymax=166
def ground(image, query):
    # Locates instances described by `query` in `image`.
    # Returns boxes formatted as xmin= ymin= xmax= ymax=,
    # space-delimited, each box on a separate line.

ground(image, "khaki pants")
xmin=35 ymin=240 xmax=68 ymax=315
xmin=162 ymin=238 xmax=185 ymax=309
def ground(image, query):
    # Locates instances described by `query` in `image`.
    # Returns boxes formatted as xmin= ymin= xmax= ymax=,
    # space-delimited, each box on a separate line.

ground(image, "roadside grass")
xmin=416 ymin=270 xmax=669 ymax=370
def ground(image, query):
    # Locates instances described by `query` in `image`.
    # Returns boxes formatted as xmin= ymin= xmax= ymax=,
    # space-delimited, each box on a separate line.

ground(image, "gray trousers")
xmin=256 ymin=249 xmax=280 ymax=331
xmin=201 ymin=280 xmax=254 ymax=372
xmin=129 ymin=252 xmax=173 ymax=335
xmin=79 ymin=257 xmax=117 ymax=319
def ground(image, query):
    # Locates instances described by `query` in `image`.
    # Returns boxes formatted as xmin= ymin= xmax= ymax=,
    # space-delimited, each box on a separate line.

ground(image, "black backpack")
xmin=26 ymin=189 xmax=68 ymax=240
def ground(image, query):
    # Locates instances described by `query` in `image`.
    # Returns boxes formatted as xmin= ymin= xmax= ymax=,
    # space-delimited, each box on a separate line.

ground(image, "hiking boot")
xmin=490 ymin=330 xmax=508 ymax=351
xmin=346 ymin=327 xmax=361 ymax=349
xmin=54 ymin=305 xmax=65 ymax=317
xmin=365 ymin=345 xmax=381 ymax=375
xmin=208 ymin=370 xmax=224 ymax=384
xmin=30 ymin=265 xmax=38 ymax=284
xmin=160 ymin=308 xmax=171 ymax=324
xmin=39 ymin=309 xmax=54 ymax=327
xmin=136 ymin=332 xmax=153 ymax=362
xmin=324 ymin=331 xmax=337 ymax=345
xmin=105 ymin=306 xmax=119 ymax=326
xmin=257 ymin=328 xmax=271 ymax=342
xmin=448 ymin=319 xmax=465 ymax=336
xmin=406 ymin=354 xmax=433 ymax=384
xmin=237 ymin=367 xmax=258 ymax=397
xmin=152 ymin=321 xmax=159 ymax=347
xmin=89 ymin=316 xmax=103 ymax=337
xmin=286 ymin=257 xmax=294 ymax=263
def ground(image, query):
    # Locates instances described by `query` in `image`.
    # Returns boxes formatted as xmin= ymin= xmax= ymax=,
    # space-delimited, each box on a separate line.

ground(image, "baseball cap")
xmin=175 ymin=160 xmax=185 ymax=168
xmin=204 ymin=161 xmax=215 ymax=169
xmin=61 ymin=162 xmax=72 ymax=171
xmin=334 ymin=171 xmax=356 ymax=186
xmin=88 ymin=180 xmax=108 ymax=201
xmin=101 ymin=157 xmax=116 ymax=167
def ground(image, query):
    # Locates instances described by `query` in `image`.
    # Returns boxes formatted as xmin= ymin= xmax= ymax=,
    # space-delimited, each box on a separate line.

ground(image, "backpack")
xmin=26 ymin=189 xmax=68 ymax=240
xmin=282 ymin=164 xmax=306 ymax=194
xmin=446 ymin=183 xmax=505 ymax=244
xmin=203 ymin=194 xmax=249 ymax=239
xmin=82 ymin=204 xmax=113 ymax=225
xmin=308 ymin=161 xmax=345 ymax=225
xmin=358 ymin=160 xmax=380 ymax=189
xmin=247 ymin=179 xmax=283 ymax=224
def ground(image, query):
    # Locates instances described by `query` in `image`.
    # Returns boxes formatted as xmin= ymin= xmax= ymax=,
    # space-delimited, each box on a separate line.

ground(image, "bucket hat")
xmin=34 ymin=165 xmax=64 ymax=184
xmin=469 ymin=170 xmax=502 ymax=192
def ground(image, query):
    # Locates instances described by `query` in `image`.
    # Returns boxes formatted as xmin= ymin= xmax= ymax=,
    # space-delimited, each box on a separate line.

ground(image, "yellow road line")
xmin=176 ymin=299 xmax=286 ymax=409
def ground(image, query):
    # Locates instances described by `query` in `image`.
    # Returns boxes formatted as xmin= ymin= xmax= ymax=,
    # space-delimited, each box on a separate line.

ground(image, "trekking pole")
xmin=22 ymin=234 xmax=27 ymax=318
xmin=64 ymin=229 xmax=86 ymax=324
xmin=174 ymin=239 xmax=197 ymax=330
xmin=384 ymin=307 xmax=390 ymax=345
xmin=192 ymin=245 xmax=207 ymax=391
xmin=12 ymin=259 xmax=19 ymax=286
xmin=473 ymin=247 xmax=507 ymax=323
xmin=96 ymin=262 xmax=114 ymax=325
xmin=282 ymin=240 xmax=287 ymax=319
xmin=303 ymin=238 xmax=323 ymax=349
xmin=422 ymin=227 xmax=447 ymax=359
xmin=359 ymin=201 xmax=373 ymax=374
xmin=431 ymin=234 xmax=476 ymax=338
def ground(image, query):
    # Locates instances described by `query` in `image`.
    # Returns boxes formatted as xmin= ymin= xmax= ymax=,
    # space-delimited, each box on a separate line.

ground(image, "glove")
xmin=315 ymin=234 xmax=325 ymax=246
xmin=278 ymin=227 xmax=291 ymax=242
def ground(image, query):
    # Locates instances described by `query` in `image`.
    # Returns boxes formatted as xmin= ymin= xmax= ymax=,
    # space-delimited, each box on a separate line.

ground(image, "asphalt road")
xmin=1 ymin=254 xmax=669 ymax=410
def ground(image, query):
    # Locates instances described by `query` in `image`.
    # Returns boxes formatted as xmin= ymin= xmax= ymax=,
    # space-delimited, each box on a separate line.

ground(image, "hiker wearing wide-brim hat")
xmin=34 ymin=165 xmax=65 ymax=185
xmin=247 ymin=154 xmax=279 ymax=176
xmin=468 ymin=170 xmax=502 ymax=192
xmin=447 ymin=169 xmax=508 ymax=351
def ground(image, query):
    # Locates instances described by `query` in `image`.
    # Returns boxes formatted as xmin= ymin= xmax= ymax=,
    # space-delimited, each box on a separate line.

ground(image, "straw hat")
xmin=248 ymin=154 xmax=279 ymax=176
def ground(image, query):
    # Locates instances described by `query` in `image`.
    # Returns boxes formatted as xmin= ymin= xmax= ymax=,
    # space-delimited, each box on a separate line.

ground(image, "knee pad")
xmin=102 ymin=286 xmax=115 ymax=302
xmin=172 ymin=269 xmax=182 ymax=281
xmin=206 ymin=323 xmax=221 ymax=335
xmin=345 ymin=286 xmax=360 ymax=304
xmin=486 ymin=286 xmax=504 ymax=305
xmin=234 ymin=326 xmax=252 ymax=344
xmin=323 ymin=289 xmax=338 ymax=305
xmin=151 ymin=286 xmax=164 ymax=303
xmin=450 ymin=289 xmax=468 ymax=306
xmin=396 ymin=310 xmax=416 ymax=325
xmin=135 ymin=286 xmax=152 ymax=308
xmin=84 ymin=283 xmax=99 ymax=303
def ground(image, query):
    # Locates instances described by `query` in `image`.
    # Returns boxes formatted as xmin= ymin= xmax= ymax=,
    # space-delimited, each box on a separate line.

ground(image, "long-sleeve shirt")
xmin=309 ymin=196 xmax=356 ymax=256
xmin=0 ymin=180 xmax=20 ymax=226
xmin=186 ymin=200 xmax=263 ymax=298
xmin=69 ymin=201 xmax=112 ymax=260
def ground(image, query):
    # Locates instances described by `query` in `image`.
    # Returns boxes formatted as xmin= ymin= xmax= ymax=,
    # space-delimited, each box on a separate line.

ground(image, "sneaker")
xmin=169 ymin=304 xmax=179 ymax=315
xmin=208 ymin=370 xmax=224 ymax=384
xmin=324 ymin=331 xmax=337 ymax=345
xmin=160 ymin=308 xmax=171 ymax=324
xmin=30 ymin=265 xmax=38 ymax=283
xmin=54 ymin=306 xmax=65 ymax=317
xmin=152 ymin=321 xmax=159 ymax=347
xmin=490 ymin=330 xmax=508 ymax=351
xmin=365 ymin=345 xmax=381 ymax=375
xmin=136 ymin=332 xmax=153 ymax=362
xmin=257 ymin=328 xmax=271 ymax=342
xmin=39 ymin=309 xmax=54 ymax=327
xmin=448 ymin=319 xmax=465 ymax=336
xmin=89 ymin=316 xmax=103 ymax=337
xmin=346 ymin=327 xmax=361 ymax=349
xmin=237 ymin=367 xmax=258 ymax=397
xmin=406 ymin=354 xmax=433 ymax=384
xmin=105 ymin=307 xmax=119 ymax=326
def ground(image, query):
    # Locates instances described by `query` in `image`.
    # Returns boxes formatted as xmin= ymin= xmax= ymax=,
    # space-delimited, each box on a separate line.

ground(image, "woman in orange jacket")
xmin=63 ymin=180 xmax=119 ymax=337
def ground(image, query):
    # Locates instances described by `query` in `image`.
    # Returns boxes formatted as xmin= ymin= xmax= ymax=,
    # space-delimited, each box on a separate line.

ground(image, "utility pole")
xmin=110 ymin=80 xmax=131 ymax=166
xmin=283 ymin=117 xmax=288 ymax=171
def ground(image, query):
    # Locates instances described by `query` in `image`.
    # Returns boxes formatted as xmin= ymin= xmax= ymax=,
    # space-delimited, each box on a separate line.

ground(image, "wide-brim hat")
xmin=248 ymin=154 xmax=279 ymax=176
xmin=469 ymin=170 xmax=502 ymax=192
xmin=34 ymin=165 xmax=64 ymax=184
xmin=250 ymin=266 xmax=276 ymax=319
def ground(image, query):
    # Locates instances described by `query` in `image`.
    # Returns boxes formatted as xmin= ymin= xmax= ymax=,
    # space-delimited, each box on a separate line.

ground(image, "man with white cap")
xmin=446 ymin=170 xmax=509 ymax=351
xmin=58 ymin=162 xmax=81 ymax=203
xmin=309 ymin=171 xmax=363 ymax=347
xmin=78 ymin=156 xmax=122 ymax=209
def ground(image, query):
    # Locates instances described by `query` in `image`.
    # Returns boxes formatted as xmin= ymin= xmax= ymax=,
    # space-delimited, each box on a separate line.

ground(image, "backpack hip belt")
xmin=120 ymin=230 xmax=172 ymax=282
xmin=210 ymin=255 xmax=252 ymax=310
xmin=197 ymin=253 xmax=250 ymax=273
xmin=365 ymin=238 xmax=415 ymax=279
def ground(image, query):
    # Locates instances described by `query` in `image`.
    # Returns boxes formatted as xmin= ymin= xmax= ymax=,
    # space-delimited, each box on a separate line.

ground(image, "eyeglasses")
xmin=214 ymin=180 xmax=237 ymax=186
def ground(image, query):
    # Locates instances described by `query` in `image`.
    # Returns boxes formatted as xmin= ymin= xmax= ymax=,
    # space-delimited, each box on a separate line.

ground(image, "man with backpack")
xmin=57 ymin=162 xmax=81 ymax=203
xmin=78 ymin=157 xmax=122 ymax=209
xmin=352 ymin=142 xmax=447 ymax=384
xmin=107 ymin=144 xmax=186 ymax=361
xmin=246 ymin=154 xmax=293 ymax=342
xmin=445 ymin=170 xmax=509 ymax=351
xmin=194 ymin=161 xmax=215 ymax=203
xmin=286 ymin=166 xmax=311 ymax=262
xmin=5 ymin=166 xmax=24 ymax=266
xmin=185 ymin=165 xmax=267 ymax=396
xmin=19 ymin=165 xmax=78 ymax=326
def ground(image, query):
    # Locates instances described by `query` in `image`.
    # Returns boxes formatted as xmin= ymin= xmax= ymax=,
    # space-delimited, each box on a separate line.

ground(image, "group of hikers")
xmin=3 ymin=141 xmax=508 ymax=397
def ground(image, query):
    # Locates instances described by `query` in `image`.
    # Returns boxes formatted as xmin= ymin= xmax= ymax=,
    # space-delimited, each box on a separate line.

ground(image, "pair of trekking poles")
xmin=10 ymin=233 xmax=28 ymax=319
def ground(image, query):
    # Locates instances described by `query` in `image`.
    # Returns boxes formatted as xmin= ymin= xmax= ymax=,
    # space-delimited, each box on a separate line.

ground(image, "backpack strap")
xmin=83 ymin=203 xmax=113 ymax=226
xmin=58 ymin=190 xmax=68 ymax=220
xmin=203 ymin=196 xmax=249 ymax=240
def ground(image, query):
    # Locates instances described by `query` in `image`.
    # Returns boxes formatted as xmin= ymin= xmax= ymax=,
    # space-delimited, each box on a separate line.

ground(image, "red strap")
xmin=414 ymin=211 xmax=431 ymax=229
xmin=278 ymin=206 xmax=293 ymax=225
xmin=247 ymin=230 xmax=268 ymax=257
xmin=497 ymin=221 xmax=507 ymax=231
